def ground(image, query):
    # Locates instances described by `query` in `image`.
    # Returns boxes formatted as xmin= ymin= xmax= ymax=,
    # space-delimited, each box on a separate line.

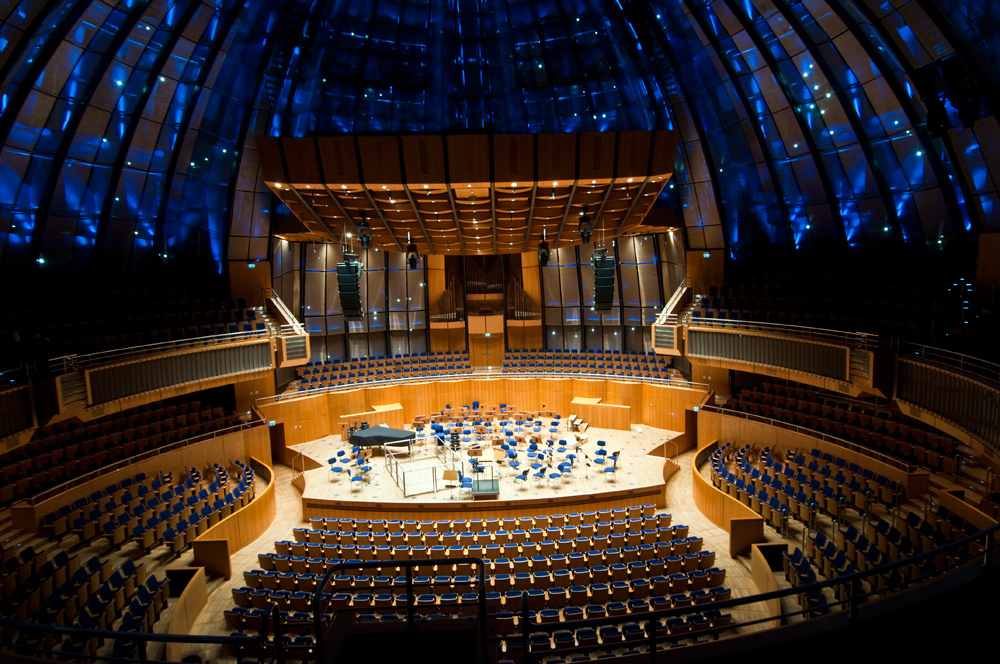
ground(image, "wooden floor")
xmin=295 ymin=422 xmax=676 ymax=508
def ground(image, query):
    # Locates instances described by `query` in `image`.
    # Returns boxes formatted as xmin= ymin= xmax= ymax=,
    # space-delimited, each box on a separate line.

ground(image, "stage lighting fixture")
xmin=406 ymin=242 xmax=420 ymax=269
xmin=578 ymin=207 xmax=593 ymax=244
xmin=357 ymin=217 xmax=372 ymax=249
xmin=538 ymin=240 xmax=550 ymax=265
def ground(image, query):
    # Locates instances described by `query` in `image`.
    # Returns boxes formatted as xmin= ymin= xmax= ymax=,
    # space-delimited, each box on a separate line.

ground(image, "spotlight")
xmin=538 ymin=241 xmax=550 ymax=266
xmin=406 ymin=242 xmax=420 ymax=269
xmin=578 ymin=207 xmax=593 ymax=244
xmin=357 ymin=216 xmax=372 ymax=249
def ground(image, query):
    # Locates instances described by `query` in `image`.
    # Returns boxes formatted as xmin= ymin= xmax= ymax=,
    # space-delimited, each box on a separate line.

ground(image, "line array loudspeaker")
xmin=337 ymin=253 xmax=364 ymax=321
xmin=593 ymin=253 xmax=615 ymax=313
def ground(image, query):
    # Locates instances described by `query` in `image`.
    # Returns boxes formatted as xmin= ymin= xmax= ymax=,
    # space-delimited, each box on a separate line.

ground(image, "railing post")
xmin=647 ymin=614 xmax=658 ymax=663
xmin=521 ymin=590 xmax=531 ymax=663
xmin=273 ymin=603 xmax=286 ymax=664
xmin=848 ymin=577 xmax=861 ymax=621
xmin=477 ymin=559 xmax=489 ymax=664
xmin=983 ymin=532 xmax=994 ymax=569
xmin=406 ymin=565 xmax=416 ymax=629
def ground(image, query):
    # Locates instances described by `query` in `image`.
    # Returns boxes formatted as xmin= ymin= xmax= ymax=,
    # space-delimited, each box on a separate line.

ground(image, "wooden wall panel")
xmin=401 ymin=135 xmax=447 ymax=186
xmin=260 ymin=378 xmax=711 ymax=448
xmin=317 ymin=136 xmax=361 ymax=185
xmin=229 ymin=260 xmax=272 ymax=307
xmin=537 ymin=134 xmax=578 ymax=183
xmin=303 ymin=484 xmax=664 ymax=522
xmin=606 ymin=381 xmax=642 ymax=416
xmin=283 ymin=137 xmax=324 ymax=186
xmin=578 ymin=132 xmax=619 ymax=182
xmin=164 ymin=568 xmax=208 ymax=662
xmin=193 ymin=457 xmax=277 ymax=579
xmin=234 ymin=374 xmax=276 ymax=413
xmin=685 ymin=249 xmax=724 ymax=291
xmin=691 ymin=443 xmax=765 ymax=557
xmin=358 ymin=136 xmax=403 ymax=184
xmin=493 ymin=134 xmax=535 ymax=184
xmin=446 ymin=135 xmax=491 ymax=184
xmin=751 ymin=544 xmax=783 ymax=630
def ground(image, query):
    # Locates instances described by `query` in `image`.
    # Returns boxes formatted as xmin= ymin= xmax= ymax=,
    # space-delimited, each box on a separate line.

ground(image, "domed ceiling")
xmin=0 ymin=0 xmax=998 ymax=272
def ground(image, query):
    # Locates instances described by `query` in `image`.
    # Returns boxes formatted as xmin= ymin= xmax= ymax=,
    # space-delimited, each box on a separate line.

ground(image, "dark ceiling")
xmin=1 ymin=0 xmax=998 ymax=273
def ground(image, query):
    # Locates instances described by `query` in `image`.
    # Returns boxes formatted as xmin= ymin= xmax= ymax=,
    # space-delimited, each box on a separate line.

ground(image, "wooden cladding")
xmin=255 ymin=131 xmax=676 ymax=255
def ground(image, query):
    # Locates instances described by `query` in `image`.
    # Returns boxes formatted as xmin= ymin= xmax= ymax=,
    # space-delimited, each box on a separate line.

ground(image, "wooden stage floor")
xmin=293 ymin=423 xmax=681 ymax=517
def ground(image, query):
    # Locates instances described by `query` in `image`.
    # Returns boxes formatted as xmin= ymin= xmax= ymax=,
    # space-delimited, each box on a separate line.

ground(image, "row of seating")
xmin=40 ymin=471 xmax=170 ymax=541
xmin=253 ymin=547 xmax=717 ymax=582
xmin=286 ymin=533 xmax=698 ymax=562
xmin=1 ymin=401 xmax=240 ymax=506
xmin=702 ymin=262 xmax=953 ymax=340
xmin=233 ymin=566 xmax=728 ymax=613
xmin=7 ymin=398 xmax=216 ymax=460
xmin=305 ymin=505 xmax=658 ymax=534
xmin=731 ymin=381 xmax=960 ymax=461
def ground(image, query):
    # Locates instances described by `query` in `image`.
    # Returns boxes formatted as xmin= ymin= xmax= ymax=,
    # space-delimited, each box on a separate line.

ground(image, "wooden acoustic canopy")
xmin=256 ymin=131 xmax=676 ymax=255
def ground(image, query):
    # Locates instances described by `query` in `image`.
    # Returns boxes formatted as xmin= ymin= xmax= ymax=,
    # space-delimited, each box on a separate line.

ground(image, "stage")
xmin=292 ymin=423 xmax=682 ymax=521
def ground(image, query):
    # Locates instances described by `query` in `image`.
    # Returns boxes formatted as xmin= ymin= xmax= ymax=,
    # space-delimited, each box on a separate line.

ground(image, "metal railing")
xmin=312 ymin=557 xmax=491 ymax=664
xmin=27 ymin=420 xmax=264 ymax=506
xmin=265 ymin=287 xmax=306 ymax=336
xmin=382 ymin=439 xmax=459 ymax=497
xmin=687 ymin=316 xmax=879 ymax=349
xmin=0 ymin=363 xmax=32 ymax=384
xmin=46 ymin=328 xmax=269 ymax=375
xmin=0 ymin=601 xmax=287 ymax=664
xmin=699 ymin=403 xmax=912 ymax=473
xmin=654 ymin=282 xmax=689 ymax=325
xmin=0 ymin=522 xmax=995 ymax=664
xmin=509 ymin=523 xmax=997 ymax=663
xmin=260 ymin=370 xmax=709 ymax=405
xmin=898 ymin=340 xmax=1000 ymax=385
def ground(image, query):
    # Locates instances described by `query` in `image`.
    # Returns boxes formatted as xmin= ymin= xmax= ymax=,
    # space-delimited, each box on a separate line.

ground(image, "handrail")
xmin=0 ymin=514 xmax=995 ymax=663
xmin=46 ymin=329 xmax=270 ymax=375
xmin=0 ymin=363 xmax=32 ymax=384
xmin=510 ymin=521 xmax=998 ymax=657
xmin=264 ymin=287 xmax=306 ymax=336
xmin=898 ymin=340 xmax=1000 ymax=385
xmin=0 ymin=600 xmax=286 ymax=663
xmin=699 ymin=403 xmax=912 ymax=473
xmin=688 ymin=316 xmax=879 ymax=349
xmin=27 ymin=420 xmax=264 ymax=506
xmin=654 ymin=282 xmax=689 ymax=325
xmin=258 ymin=371 xmax=710 ymax=406
xmin=312 ymin=557 xmax=490 ymax=664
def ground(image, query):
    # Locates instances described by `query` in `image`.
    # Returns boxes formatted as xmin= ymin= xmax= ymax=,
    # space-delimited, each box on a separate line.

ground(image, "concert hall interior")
xmin=2 ymin=1 xmax=1000 ymax=662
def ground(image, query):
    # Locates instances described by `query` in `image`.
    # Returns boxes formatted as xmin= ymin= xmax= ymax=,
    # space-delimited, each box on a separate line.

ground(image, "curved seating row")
xmin=305 ymin=505 xmax=658 ymax=534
